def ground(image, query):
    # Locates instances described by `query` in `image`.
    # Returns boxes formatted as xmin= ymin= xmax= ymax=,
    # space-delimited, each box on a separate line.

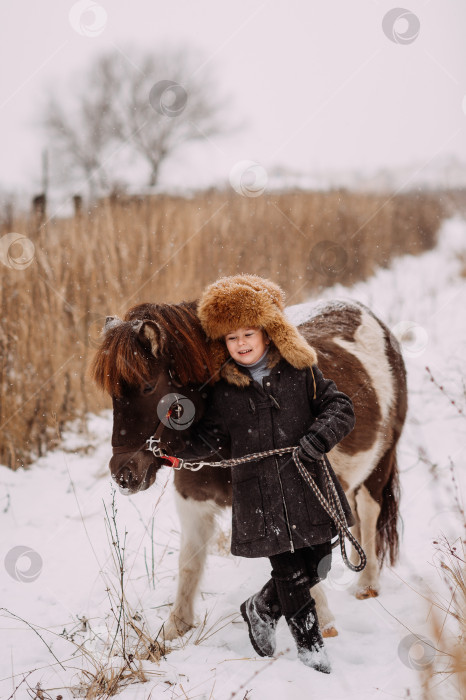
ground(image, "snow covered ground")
xmin=1 ymin=217 xmax=465 ymax=699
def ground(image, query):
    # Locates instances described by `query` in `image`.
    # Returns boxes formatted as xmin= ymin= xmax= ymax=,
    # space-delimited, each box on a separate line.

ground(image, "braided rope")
xmin=149 ymin=439 xmax=367 ymax=573
xmin=292 ymin=449 xmax=366 ymax=572
xmin=183 ymin=445 xmax=296 ymax=469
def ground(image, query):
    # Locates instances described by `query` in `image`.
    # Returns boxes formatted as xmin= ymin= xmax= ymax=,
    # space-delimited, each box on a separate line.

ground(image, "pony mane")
xmin=92 ymin=301 xmax=215 ymax=396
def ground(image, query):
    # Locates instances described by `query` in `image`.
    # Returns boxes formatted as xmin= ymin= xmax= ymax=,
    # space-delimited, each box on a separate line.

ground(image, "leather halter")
xmin=111 ymin=417 xmax=167 ymax=456
xmin=111 ymin=366 xmax=179 ymax=458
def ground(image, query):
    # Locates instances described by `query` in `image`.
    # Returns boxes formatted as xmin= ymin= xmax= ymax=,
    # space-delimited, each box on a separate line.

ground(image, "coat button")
xmin=292 ymin=524 xmax=297 ymax=529
xmin=265 ymin=381 xmax=271 ymax=386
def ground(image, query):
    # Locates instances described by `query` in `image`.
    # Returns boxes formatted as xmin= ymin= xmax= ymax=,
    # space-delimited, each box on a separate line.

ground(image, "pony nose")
xmin=109 ymin=452 xmax=159 ymax=494
xmin=113 ymin=465 xmax=135 ymax=494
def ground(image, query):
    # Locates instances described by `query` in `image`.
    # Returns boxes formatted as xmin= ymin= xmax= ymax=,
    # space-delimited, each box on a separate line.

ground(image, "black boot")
xmin=240 ymin=579 xmax=281 ymax=657
xmin=286 ymin=601 xmax=331 ymax=673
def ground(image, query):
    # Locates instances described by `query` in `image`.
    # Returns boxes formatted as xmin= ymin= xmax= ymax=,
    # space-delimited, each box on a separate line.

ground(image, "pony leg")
xmin=354 ymin=484 xmax=381 ymax=599
xmin=347 ymin=489 xmax=362 ymax=567
xmin=164 ymin=493 xmax=219 ymax=640
xmin=312 ymin=582 xmax=338 ymax=637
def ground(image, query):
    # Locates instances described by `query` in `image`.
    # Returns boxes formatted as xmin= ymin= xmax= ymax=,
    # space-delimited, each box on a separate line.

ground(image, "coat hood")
xmin=198 ymin=274 xmax=318 ymax=387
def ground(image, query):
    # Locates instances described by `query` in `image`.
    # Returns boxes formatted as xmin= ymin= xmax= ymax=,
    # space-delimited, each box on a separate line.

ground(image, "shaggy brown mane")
xmin=92 ymin=301 xmax=215 ymax=396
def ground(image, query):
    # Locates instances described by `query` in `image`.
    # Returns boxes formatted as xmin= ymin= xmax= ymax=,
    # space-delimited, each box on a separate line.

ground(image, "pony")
xmin=92 ymin=298 xmax=407 ymax=639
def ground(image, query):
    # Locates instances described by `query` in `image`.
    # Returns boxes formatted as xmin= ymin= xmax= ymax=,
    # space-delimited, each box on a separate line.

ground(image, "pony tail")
xmin=376 ymin=457 xmax=401 ymax=566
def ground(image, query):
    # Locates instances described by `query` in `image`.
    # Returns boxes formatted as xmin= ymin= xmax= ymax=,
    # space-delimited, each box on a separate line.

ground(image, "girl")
xmin=166 ymin=274 xmax=355 ymax=673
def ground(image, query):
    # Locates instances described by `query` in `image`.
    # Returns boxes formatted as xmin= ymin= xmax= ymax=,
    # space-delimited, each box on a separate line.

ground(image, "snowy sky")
xmin=1 ymin=0 xmax=466 ymax=194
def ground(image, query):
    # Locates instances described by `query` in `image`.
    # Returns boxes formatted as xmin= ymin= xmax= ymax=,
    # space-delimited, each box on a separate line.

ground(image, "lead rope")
xmin=146 ymin=438 xmax=366 ymax=573
xmin=292 ymin=449 xmax=366 ymax=572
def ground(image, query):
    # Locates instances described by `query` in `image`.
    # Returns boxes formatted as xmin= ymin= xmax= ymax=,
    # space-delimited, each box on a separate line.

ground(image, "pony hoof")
xmin=355 ymin=586 xmax=379 ymax=600
xmin=322 ymin=625 xmax=338 ymax=638
xmin=163 ymin=616 xmax=193 ymax=641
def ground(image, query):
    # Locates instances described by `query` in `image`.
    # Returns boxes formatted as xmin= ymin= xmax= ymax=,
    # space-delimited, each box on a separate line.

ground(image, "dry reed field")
xmin=0 ymin=188 xmax=446 ymax=469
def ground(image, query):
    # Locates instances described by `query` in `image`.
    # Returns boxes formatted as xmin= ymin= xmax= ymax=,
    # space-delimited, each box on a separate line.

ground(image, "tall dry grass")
xmin=0 ymin=188 xmax=445 ymax=468
xmin=421 ymin=537 xmax=466 ymax=699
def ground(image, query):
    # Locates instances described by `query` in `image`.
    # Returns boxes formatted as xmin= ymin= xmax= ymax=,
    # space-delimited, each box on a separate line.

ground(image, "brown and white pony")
xmin=92 ymin=299 xmax=407 ymax=639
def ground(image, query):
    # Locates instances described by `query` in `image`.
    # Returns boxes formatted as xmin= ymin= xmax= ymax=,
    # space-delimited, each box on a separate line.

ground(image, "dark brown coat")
xmin=176 ymin=352 xmax=355 ymax=558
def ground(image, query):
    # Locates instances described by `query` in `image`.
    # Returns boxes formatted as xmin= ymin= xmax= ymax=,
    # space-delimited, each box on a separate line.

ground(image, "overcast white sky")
xmin=1 ymin=0 xmax=466 ymax=195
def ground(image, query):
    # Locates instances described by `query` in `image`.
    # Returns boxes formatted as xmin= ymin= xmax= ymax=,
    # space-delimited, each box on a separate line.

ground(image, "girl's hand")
xmin=299 ymin=435 xmax=325 ymax=461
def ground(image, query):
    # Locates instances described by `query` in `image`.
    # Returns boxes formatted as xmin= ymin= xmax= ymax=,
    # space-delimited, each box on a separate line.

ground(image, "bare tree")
xmin=104 ymin=48 xmax=226 ymax=186
xmin=42 ymin=47 xmax=228 ymax=195
xmin=43 ymin=66 xmax=118 ymax=198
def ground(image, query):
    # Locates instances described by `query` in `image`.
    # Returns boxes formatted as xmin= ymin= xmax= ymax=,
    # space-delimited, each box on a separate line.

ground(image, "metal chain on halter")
xmin=146 ymin=437 xmax=366 ymax=573
xmin=147 ymin=437 xmax=295 ymax=471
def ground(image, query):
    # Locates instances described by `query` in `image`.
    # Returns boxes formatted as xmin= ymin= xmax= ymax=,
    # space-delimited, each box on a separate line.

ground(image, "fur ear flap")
xmin=140 ymin=320 xmax=166 ymax=357
xmin=266 ymin=310 xmax=318 ymax=368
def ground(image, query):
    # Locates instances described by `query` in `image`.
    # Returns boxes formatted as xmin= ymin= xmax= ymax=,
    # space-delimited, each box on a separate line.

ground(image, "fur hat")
xmin=198 ymin=274 xmax=318 ymax=386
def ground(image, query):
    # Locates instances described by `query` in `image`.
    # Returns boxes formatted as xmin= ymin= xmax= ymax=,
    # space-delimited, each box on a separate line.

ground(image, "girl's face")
xmin=224 ymin=327 xmax=269 ymax=365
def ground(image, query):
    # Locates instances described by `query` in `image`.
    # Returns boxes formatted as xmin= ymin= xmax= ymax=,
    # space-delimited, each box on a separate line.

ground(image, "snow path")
xmin=1 ymin=218 xmax=465 ymax=699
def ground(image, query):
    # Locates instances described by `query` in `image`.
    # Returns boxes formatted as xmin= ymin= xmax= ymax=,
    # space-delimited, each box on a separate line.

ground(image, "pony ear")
xmin=140 ymin=320 xmax=165 ymax=357
xmin=104 ymin=316 xmax=123 ymax=333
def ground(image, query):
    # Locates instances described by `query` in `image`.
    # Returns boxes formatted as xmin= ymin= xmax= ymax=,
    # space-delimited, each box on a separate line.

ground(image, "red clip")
xmin=163 ymin=455 xmax=180 ymax=469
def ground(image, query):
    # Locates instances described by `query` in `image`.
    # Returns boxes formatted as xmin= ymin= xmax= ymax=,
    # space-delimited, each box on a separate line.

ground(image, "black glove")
xmin=299 ymin=434 xmax=326 ymax=461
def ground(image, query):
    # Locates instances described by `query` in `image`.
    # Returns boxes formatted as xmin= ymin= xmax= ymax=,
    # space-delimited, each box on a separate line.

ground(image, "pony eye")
xmin=143 ymin=384 xmax=155 ymax=395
